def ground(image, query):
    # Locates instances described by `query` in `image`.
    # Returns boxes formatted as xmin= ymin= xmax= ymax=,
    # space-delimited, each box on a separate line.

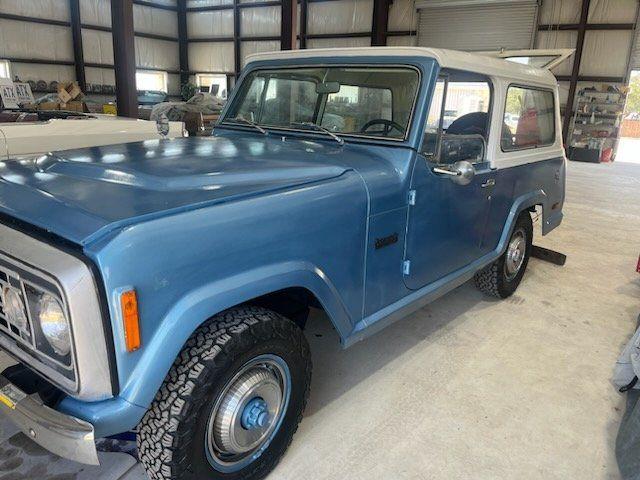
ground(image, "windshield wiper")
xmin=290 ymin=122 xmax=344 ymax=145
xmin=224 ymin=117 xmax=267 ymax=134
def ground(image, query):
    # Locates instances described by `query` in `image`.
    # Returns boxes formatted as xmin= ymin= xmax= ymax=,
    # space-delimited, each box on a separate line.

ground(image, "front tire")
xmin=137 ymin=306 xmax=312 ymax=480
xmin=474 ymin=211 xmax=533 ymax=298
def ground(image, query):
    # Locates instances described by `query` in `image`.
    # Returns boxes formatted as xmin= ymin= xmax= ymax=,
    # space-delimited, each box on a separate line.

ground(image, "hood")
xmin=0 ymin=136 xmax=349 ymax=245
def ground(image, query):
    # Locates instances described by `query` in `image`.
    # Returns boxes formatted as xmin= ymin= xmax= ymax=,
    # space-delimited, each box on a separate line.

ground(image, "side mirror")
xmin=433 ymin=160 xmax=476 ymax=185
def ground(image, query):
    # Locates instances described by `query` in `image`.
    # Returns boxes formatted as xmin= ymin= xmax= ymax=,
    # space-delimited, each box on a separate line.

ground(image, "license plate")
xmin=0 ymin=384 xmax=26 ymax=409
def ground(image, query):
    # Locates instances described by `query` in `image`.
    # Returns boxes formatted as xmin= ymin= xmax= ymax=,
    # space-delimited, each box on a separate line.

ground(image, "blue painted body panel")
xmin=0 ymin=54 xmax=565 ymax=437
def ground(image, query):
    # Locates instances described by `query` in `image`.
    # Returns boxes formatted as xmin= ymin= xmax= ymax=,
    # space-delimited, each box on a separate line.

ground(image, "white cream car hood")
xmin=0 ymin=116 xmax=185 ymax=159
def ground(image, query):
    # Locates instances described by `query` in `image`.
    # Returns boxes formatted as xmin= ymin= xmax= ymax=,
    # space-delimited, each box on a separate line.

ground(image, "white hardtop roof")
xmin=246 ymin=47 xmax=558 ymax=87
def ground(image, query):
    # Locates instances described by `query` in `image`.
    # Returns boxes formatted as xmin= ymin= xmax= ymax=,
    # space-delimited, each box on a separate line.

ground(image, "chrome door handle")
xmin=481 ymin=179 xmax=495 ymax=188
xmin=433 ymin=167 xmax=460 ymax=177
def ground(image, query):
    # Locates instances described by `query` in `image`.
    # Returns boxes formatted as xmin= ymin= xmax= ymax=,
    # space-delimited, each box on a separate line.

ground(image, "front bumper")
xmin=0 ymin=374 xmax=99 ymax=465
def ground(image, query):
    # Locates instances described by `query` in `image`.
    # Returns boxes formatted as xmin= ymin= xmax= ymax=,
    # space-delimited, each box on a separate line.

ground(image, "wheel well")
xmin=243 ymin=287 xmax=323 ymax=330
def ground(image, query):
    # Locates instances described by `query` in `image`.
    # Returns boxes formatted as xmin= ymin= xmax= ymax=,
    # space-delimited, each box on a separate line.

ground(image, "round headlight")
xmin=38 ymin=294 xmax=70 ymax=356
xmin=2 ymin=286 xmax=28 ymax=331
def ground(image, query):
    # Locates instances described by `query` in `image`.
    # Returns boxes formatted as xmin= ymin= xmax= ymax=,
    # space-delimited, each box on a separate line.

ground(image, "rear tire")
xmin=137 ymin=306 xmax=311 ymax=480
xmin=474 ymin=211 xmax=533 ymax=298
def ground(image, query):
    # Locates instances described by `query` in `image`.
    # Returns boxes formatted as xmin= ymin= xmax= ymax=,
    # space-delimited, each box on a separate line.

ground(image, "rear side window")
xmin=502 ymin=86 xmax=555 ymax=151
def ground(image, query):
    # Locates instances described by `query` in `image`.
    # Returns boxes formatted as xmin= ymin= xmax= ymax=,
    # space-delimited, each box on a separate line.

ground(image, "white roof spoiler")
xmin=477 ymin=48 xmax=575 ymax=71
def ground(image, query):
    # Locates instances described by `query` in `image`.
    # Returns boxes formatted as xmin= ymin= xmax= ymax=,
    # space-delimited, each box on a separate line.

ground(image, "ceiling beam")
xmin=538 ymin=23 xmax=634 ymax=31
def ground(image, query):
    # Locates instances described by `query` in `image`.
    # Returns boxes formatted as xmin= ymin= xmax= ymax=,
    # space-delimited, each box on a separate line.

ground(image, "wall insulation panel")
xmin=187 ymin=10 xmax=234 ymax=37
xmin=588 ymin=0 xmax=638 ymax=23
xmin=80 ymin=0 xmax=111 ymax=27
xmin=187 ymin=0 xmax=233 ymax=7
xmin=81 ymin=28 xmax=114 ymax=64
xmin=85 ymin=66 xmax=115 ymax=85
xmin=240 ymin=6 xmax=281 ymax=36
xmin=536 ymin=30 xmax=577 ymax=77
xmin=242 ymin=40 xmax=280 ymax=67
xmin=11 ymin=64 xmax=75 ymax=84
xmin=0 ymin=20 xmax=73 ymax=61
xmin=135 ymin=37 xmax=180 ymax=70
xmin=307 ymin=37 xmax=371 ymax=48
xmin=307 ymin=0 xmax=373 ymax=35
xmin=189 ymin=42 xmax=235 ymax=72
xmin=388 ymin=35 xmax=418 ymax=46
xmin=580 ymin=30 xmax=633 ymax=77
xmin=0 ymin=0 xmax=70 ymax=22
xmin=167 ymin=73 xmax=180 ymax=95
xmin=417 ymin=2 xmax=537 ymax=51
xmin=538 ymin=0 xmax=581 ymax=24
xmin=388 ymin=0 xmax=417 ymax=32
xmin=134 ymin=4 xmax=179 ymax=36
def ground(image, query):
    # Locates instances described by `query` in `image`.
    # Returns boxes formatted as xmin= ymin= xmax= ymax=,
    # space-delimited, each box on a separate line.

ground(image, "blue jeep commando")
xmin=0 ymin=47 xmax=565 ymax=480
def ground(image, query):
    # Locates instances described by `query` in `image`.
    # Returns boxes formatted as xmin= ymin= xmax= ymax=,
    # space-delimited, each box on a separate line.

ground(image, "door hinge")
xmin=403 ymin=260 xmax=411 ymax=275
xmin=408 ymin=190 xmax=416 ymax=206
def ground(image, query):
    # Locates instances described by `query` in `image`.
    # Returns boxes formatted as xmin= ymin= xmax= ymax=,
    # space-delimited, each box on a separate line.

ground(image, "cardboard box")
xmin=37 ymin=102 xmax=60 ymax=111
xmin=57 ymin=82 xmax=83 ymax=104
xmin=66 ymin=101 xmax=86 ymax=112
xmin=57 ymin=87 xmax=72 ymax=104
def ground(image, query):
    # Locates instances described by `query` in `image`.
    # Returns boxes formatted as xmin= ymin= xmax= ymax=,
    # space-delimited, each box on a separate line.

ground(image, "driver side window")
xmin=321 ymin=85 xmax=393 ymax=133
xmin=421 ymin=71 xmax=492 ymax=165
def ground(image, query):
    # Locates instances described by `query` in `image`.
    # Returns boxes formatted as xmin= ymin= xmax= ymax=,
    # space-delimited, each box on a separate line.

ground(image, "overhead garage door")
xmin=416 ymin=0 xmax=538 ymax=52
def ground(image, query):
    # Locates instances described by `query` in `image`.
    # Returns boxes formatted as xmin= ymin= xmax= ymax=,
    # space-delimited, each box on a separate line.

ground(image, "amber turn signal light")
xmin=121 ymin=289 xmax=141 ymax=352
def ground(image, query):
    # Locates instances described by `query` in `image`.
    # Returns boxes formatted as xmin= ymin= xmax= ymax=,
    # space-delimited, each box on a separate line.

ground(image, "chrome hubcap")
xmin=505 ymin=228 xmax=526 ymax=280
xmin=206 ymin=355 xmax=290 ymax=471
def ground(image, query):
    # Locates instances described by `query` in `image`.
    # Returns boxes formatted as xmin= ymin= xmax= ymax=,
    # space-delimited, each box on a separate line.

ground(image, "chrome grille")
xmin=0 ymin=267 xmax=34 ymax=347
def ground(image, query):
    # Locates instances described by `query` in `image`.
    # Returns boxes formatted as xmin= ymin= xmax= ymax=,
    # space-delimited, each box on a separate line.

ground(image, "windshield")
xmin=223 ymin=66 xmax=420 ymax=140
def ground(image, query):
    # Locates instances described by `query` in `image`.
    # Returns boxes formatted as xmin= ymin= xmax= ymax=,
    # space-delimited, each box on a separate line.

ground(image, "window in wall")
xmin=136 ymin=70 xmax=168 ymax=92
xmin=196 ymin=74 xmax=228 ymax=98
xmin=421 ymin=71 xmax=491 ymax=165
xmin=0 ymin=60 xmax=11 ymax=80
xmin=502 ymin=86 xmax=555 ymax=151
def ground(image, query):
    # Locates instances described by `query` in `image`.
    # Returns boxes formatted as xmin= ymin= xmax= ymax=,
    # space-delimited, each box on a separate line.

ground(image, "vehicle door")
xmin=403 ymin=73 xmax=497 ymax=290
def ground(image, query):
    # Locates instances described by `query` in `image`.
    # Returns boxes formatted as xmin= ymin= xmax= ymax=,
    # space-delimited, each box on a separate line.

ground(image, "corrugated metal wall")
xmin=0 ymin=0 xmax=181 ymax=96
xmin=416 ymin=1 xmax=538 ymax=51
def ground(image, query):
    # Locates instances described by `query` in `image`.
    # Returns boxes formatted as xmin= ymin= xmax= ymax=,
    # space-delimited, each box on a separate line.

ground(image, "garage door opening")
xmin=618 ymin=70 xmax=640 ymax=164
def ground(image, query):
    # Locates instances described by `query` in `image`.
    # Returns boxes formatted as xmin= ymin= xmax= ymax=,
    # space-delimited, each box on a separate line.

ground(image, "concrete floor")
xmin=1 ymin=160 xmax=639 ymax=479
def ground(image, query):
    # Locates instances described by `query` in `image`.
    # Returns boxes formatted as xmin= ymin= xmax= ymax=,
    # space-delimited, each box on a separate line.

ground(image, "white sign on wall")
xmin=14 ymin=83 xmax=34 ymax=105
xmin=0 ymin=78 xmax=19 ymax=109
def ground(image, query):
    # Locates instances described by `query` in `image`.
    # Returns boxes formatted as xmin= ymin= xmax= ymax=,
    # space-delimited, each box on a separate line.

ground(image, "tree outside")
xmin=624 ymin=72 xmax=640 ymax=116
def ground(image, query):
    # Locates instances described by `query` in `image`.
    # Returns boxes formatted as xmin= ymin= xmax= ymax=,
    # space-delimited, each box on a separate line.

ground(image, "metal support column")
xmin=281 ymin=0 xmax=297 ymax=50
xmin=562 ymin=0 xmax=591 ymax=143
xmin=371 ymin=0 xmax=390 ymax=46
xmin=177 ymin=0 xmax=189 ymax=86
xmin=111 ymin=0 xmax=138 ymax=118
xmin=69 ymin=0 xmax=86 ymax=91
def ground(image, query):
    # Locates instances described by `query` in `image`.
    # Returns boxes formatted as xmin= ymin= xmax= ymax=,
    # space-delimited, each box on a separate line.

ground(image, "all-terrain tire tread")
xmin=137 ymin=305 xmax=311 ymax=480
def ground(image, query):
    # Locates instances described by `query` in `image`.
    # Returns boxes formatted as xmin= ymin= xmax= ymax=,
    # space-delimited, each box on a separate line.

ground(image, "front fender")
xmin=119 ymin=261 xmax=351 ymax=409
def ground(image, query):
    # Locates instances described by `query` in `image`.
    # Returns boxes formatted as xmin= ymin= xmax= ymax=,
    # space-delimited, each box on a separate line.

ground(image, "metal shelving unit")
xmin=568 ymin=88 xmax=626 ymax=163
